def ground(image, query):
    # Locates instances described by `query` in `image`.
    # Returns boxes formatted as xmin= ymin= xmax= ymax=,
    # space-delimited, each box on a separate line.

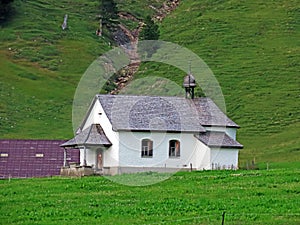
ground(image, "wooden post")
xmin=222 ymin=211 xmax=225 ymax=225
xmin=63 ymin=148 xmax=67 ymax=167
xmin=83 ymin=146 xmax=87 ymax=166
xmin=190 ymin=163 xmax=192 ymax=172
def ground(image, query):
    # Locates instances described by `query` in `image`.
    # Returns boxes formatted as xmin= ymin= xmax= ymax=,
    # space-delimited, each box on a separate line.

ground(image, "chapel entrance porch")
xmin=59 ymin=124 xmax=112 ymax=177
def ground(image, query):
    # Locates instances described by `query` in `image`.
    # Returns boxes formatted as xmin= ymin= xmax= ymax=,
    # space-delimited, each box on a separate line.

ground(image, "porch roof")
xmin=195 ymin=132 xmax=243 ymax=149
xmin=61 ymin=124 xmax=112 ymax=148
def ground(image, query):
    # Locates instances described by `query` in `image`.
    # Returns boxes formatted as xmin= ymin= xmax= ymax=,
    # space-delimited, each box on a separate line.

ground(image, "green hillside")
xmin=0 ymin=0 xmax=299 ymax=164
xmin=0 ymin=0 xmax=110 ymax=139
xmin=0 ymin=0 xmax=164 ymax=139
xmin=132 ymin=0 xmax=300 ymax=164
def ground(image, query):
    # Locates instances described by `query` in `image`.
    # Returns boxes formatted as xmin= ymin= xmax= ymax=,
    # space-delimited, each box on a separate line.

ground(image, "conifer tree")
xmin=139 ymin=16 xmax=160 ymax=58
xmin=140 ymin=16 xmax=160 ymax=40
xmin=0 ymin=0 xmax=14 ymax=21
xmin=100 ymin=0 xmax=118 ymax=27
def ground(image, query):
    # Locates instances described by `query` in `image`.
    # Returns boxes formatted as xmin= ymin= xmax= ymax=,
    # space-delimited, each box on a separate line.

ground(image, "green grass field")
xmin=1 ymin=168 xmax=299 ymax=224
xmin=0 ymin=0 xmax=299 ymax=164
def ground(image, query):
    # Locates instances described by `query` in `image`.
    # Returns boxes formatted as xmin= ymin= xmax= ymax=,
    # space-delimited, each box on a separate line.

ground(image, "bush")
xmin=0 ymin=0 xmax=14 ymax=21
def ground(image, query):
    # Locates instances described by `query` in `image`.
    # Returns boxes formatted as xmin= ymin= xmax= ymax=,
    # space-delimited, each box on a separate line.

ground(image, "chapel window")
xmin=141 ymin=139 xmax=153 ymax=157
xmin=169 ymin=140 xmax=180 ymax=157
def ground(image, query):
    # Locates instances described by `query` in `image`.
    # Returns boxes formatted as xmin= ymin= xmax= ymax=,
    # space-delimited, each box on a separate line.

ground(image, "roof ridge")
xmin=83 ymin=124 xmax=93 ymax=144
xmin=97 ymin=94 xmax=210 ymax=100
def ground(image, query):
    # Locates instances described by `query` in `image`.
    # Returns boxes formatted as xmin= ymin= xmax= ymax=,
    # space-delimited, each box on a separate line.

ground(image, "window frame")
xmin=141 ymin=139 xmax=153 ymax=158
xmin=169 ymin=140 xmax=180 ymax=158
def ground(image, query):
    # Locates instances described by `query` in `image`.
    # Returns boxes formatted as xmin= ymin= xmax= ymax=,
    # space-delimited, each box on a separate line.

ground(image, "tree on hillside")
xmin=139 ymin=16 xmax=160 ymax=58
xmin=0 ymin=0 xmax=14 ymax=21
xmin=99 ymin=0 xmax=118 ymax=28
xmin=140 ymin=16 xmax=160 ymax=40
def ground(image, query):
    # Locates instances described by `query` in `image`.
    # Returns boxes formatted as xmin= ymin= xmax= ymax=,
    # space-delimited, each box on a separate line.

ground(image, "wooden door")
xmin=96 ymin=149 xmax=103 ymax=170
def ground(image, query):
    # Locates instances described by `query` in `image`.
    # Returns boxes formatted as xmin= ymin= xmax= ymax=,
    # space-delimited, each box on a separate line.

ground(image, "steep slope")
xmin=0 ymin=0 xmax=110 ymax=138
xmin=0 ymin=0 xmax=167 ymax=139
xmin=132 ymin=0 xmax=300 ymax=163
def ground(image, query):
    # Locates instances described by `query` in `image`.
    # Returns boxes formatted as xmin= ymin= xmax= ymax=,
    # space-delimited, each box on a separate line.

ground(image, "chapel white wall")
xmin=118 ymin=131 xmax=210 ymax=170
xmin=210 ymin=148 xmax=239 ymax=169
xmin=193 ymin=140 xmax=211 ymax=170
xmin=81 ymin=98 xmax=120 ymax=167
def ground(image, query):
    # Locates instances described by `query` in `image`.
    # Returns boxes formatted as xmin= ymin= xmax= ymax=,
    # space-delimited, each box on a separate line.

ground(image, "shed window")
xmin=169 ymin=140 xmax=180 ymax=157
xmin=141 ymin=139 xmax=153 ymax=157
xmin=0 ymin=153 xmax=8 ymax=157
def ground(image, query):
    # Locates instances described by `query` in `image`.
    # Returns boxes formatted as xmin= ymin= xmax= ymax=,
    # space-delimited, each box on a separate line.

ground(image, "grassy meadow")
xmin=1 ymin=168 xmax=300 ymax=224
xmin=0 ymin=0 xmax=299 ymax=163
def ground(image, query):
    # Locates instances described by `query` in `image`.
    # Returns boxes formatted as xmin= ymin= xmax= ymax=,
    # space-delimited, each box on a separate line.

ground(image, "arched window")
xmin=141 ymin=139 xmax=153 ymax=157
xmin=169 ymin=140 xmax=180 ymax=157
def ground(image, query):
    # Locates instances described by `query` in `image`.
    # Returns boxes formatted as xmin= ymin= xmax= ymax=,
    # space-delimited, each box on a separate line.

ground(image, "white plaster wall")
xmin=210 ymin=148 xmax=239 ymax=169
xmin=204 ymin=126 xmax=237 ymax=140
xmin=86 ymin=148 xmax=97 ymax=167
xmin=95 ymin=100 xmax=119 ymax=167
xmin=79 ymin=148 xmax=84 ymax=166
xmin=118 ymin=131 xmax=209 ymax=170
xmin=194 ymin=140 xmax=211 ymax=170
xmin=79 ymin=147 xmax=96 ymax=167
xmin=80 ymin=98 xmax=120 ymax=167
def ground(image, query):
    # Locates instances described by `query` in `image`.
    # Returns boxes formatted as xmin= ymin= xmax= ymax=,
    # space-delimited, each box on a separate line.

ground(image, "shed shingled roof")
xmin=195 ymin=132 xmax=243 ymax=149
xmin=61 ymin=124 xmax=111 ymax=147
xmin=96 ymin=94 xmax=239 ymax=132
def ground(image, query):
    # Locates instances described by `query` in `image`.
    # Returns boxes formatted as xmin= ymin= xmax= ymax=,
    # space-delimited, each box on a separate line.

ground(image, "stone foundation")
xmin=60 ymin=166 xmax=94 ymax=177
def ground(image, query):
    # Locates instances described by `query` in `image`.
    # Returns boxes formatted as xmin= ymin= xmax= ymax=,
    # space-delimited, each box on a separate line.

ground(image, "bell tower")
xmin=183 ymin=71 xmax=196 ymax=99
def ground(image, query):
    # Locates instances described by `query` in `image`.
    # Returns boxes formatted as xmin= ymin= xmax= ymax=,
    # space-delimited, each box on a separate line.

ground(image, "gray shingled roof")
xmin=61 ymin=124 xmax=111 ymax=147
xmin=97 ymin=94 xmax=206 ymax=132
xmin=195 ymin=132 xmax=243 ymax=149
xmin=97 ymin=94 xmax=239 ymax=132
xmin=192 ymin=98 xmax=239 ymax=128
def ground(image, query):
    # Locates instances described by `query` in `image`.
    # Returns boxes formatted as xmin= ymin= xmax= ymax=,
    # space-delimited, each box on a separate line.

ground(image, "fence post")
xmin=222 ymin=211 xmax=225 ymax=225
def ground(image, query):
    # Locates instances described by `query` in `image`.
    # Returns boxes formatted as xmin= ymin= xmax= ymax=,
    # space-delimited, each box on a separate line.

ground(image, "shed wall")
xmin=0 ymin=140 xmax=79 ymax=178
